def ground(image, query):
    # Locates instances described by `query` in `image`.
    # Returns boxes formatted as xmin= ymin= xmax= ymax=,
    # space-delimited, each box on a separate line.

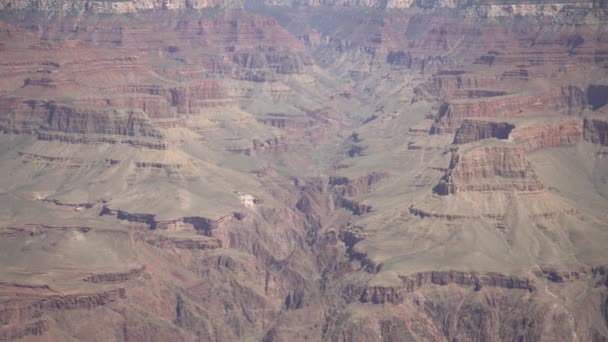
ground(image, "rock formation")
xmin=454 ymin=117 xmax=583 ymax=152
xmin=435 ymin=143 xmax=545 ymax=194
xmin=453 ymin=119 xmax=515 ymax=144
xmin=430 ymin=87 xmax=585 ymax=134
xmin=509 ymin=118 xmax=582 ymax=151
xmin=584 ymin=115 xmax=608 ymax=145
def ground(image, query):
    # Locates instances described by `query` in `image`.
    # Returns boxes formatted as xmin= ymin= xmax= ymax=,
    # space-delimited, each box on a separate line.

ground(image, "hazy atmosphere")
xmin=0 ymin=0 xmax=607 ymax=341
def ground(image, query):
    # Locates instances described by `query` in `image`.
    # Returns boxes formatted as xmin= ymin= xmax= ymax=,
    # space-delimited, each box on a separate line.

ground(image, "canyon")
xmin=0 ymin=0 xmax=607 ymax=341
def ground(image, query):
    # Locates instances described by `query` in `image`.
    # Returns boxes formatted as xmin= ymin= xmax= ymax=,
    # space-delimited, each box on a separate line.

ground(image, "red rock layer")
xmin=0 ymin=11 xmax=312 ymax=149
xmin=436 ymin=144 xmax=544 ymax=195
xmin=509 ymin=118 xmax=582 ymax=151
xmin=430 ymin=87 xmax=585 ymax=134
xmin=453 ymin=118 xmax=582 ymax=152
xmin=352 ymin=271 xmax=535 ymax=305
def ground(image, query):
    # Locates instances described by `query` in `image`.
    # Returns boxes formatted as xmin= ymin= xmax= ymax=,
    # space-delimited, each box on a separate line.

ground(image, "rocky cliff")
xmin=436 ymin=143 xmax=545 ymax=194
xmin=454 ymin=117 xmax=583 ymax=152
xmin=430 ymin=87 xmax=586 ymax=134
xmin=453 ymin=119 xmax=514 ymax=144
xmin=509 ymin=118 xmax=582 ymax=151
xmin=584 ymin=115 xmax=608 ymax=145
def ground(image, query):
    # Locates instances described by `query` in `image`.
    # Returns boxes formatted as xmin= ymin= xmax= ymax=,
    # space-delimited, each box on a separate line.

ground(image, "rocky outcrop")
xmin=101 ymin=206 xmax=240 ymax=238
xmin=0 ymin=319 xmax=48 ymax=342
xmin=453 ymin=118 xmax=582 ymax=150
xmin=258 ymin=116 xmax=312 ymax=130
xmin=0 ymin=289 xmax=126 ymax=326
xmin=15 ymin=152 xmax=122 ymax=169
xmin=83 ymin=267 xmax=146 ymax=283
xmin=232 ymin=51 xmax=313 ymax=76
xmin=353 ymin=271 xmax=535 ymax=306
xmin=329 ymin=171 xmax=389 ymax=197
xmin=453 ymin=120 xmax=515 ymax=144
xmin=339 ymin=227 xmax=382 ymax=273
xmin=509 ymin=118 xmax=582 ymax=151
xmin=0 ymin=225 xmax=93 ymax=239
xmin=41 ymin=103 xmax=162 ymax=138
xmin=584 ymin=116 xmax=608 ymax=145
xmin=144 ymin=234 xmax=222 ymax=250
xmin=100 ymin=206 xmax=158 ymax=229
xmin=227 ymin=137 xmax=287 ymax=156
xmin=435 ymin=144 xmax=544 ymax=194
xmin=359 ymin=286 xmax=403 ymax=304
xmin=413 ymin=72 xmax=500 ymax=100
xmin=534 ymin=266 xmax=592 ymax=283
xmin=347 ymin=144 xmax=366 ymax=158
xmin=593 ymin=266 xmax=608 ymax=287
xmin=75 ymin=95 xmax=173 ymax=119
xmin=399 ymin=271 xmax=535 ymax=292
xmin=284 ymin=288 xmax=305 ymax=310
xmin=0 ymin=282 xmax=54 ymax=293
xmin=168 ymin=217 xmax=221 ymax=236
xmin=339 ymin=198 xmax=372 ymax=215
xmin=107 ymin=80 xmax=231 ymax=116
xmin=41 ymin=198 xmax=95 ymax=209
xmin=408 ymin=204 xmax=505 ymax=221
xmin=1 ymin=100 xmax=168 ymax=149
xmin=35 ymin=131 xmax=168 ymax=150
xmin=431 ymin=87 xmax=585 ymax=134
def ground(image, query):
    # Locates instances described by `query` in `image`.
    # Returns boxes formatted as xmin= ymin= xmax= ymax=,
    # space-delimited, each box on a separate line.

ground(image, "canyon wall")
xmin=436 ymin=144 xmax=545 ymax=194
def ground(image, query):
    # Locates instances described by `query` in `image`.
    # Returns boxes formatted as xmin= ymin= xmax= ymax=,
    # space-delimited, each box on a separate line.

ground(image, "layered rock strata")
xmin=453 ymin=118 xmax=583 ymax=152
xmin=453 ymin=119 xmax=515 ymax=144
xmin=436 ymin=143 xmax=544 ymax=194
xmin=431 ymin=87 xmax=585 ymax=134
xmin=509 ymin=118 xmax=582 ymax=151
